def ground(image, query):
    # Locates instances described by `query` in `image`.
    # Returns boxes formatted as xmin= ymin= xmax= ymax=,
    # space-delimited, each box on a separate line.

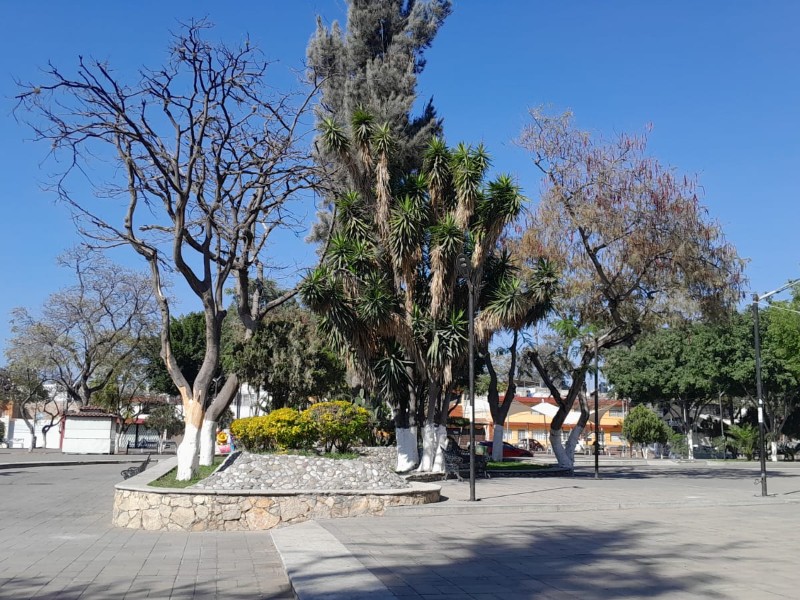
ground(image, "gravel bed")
xmin=193 ymin=446 xmax=410 ymax=491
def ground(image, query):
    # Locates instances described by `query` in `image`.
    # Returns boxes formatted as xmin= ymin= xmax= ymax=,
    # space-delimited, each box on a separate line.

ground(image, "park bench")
xmin=126 ymin=440 xmax=158 ymax=454
xmin=121 ymin=454 xmax=151 ymax=480
xmin=442 ymin=438 xmax=489 ymax=481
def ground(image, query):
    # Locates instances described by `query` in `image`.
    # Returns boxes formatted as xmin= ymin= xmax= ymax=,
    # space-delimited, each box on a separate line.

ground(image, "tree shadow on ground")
xmin=0 ymin=575 xmax=294 ymax=599
xmin=326 ymin=517 xmax=757 ymax=599
xmin=573 ymin=465 xmax=797 ymax=480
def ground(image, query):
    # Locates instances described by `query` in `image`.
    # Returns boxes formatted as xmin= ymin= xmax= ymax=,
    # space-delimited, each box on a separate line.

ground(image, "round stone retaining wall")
xmin=113 ymin=457 xmax=440 ymax=531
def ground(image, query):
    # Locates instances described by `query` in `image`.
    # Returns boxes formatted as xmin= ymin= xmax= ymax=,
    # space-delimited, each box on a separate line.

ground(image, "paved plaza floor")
xmin=2 ymin=451 xmax=800 ymax=599
xmin=0 ymin=456 xmax=293 ymax=599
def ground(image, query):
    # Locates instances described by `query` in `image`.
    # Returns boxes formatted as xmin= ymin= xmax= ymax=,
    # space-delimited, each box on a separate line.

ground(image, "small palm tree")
xmin=728 ymin=424 xmax=759 ymax=460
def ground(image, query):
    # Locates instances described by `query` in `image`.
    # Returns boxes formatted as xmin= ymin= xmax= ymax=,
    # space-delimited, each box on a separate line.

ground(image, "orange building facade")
xmin=451 ymin=393 xmax=628 ymax=454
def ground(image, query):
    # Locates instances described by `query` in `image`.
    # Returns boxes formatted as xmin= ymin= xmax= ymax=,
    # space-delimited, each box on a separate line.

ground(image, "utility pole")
xmin=457 ymin=253 xmax=477 ymax=501
xmin=752 ymin=278 xmax=800 ymax=497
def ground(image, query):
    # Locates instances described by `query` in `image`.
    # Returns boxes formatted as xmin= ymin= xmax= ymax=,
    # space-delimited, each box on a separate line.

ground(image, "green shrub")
xmin=263 ymin=408 xmax=317 ymax=450
xmin=0 ymin=420 xmax=5 ymax=442
xmin=303 ymin=400 xmax=370 ymax=453
xmin=231 ymin=409 xmax=317 ymax=452
xmin=231 ymin=416 xmax=272 ymax=452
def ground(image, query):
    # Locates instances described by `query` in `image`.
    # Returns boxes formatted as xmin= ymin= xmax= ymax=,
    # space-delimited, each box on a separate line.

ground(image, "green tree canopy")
xmin=225 ymin=304 xmax=347 ymax=411
xmin=622 ymin=404 xmax=671 ymax=447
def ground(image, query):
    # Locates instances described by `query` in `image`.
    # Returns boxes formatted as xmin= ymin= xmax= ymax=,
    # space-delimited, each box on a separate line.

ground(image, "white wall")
xmin=62 ymin=418 xmax=114 ymax=454
xmin=5 ymin=419 xmax=61 ymax=449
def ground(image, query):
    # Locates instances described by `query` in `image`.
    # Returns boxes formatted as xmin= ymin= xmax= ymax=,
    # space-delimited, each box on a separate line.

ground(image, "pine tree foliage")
xmin=307 ymin=0 xmax=452 ymax=241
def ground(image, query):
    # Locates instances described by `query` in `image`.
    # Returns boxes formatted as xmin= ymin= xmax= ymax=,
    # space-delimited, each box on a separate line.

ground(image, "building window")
xmin=609 ymin=409 xmax=624 ymax=418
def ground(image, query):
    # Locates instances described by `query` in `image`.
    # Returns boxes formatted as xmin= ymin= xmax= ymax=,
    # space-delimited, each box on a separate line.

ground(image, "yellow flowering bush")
xmin=230 ymin=409 xmax=316 ymax=452
xmin=302 ymin=401 xmax=370 ymax=453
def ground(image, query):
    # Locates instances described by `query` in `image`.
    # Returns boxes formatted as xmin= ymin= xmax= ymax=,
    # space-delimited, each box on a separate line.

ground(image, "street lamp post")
xmin=456 ymin=253 xmax=477 ymax=501
xmin=752 ymin=278 xmax=800 ymax=497
xmin=594 ymin=336 xmax=600 ymax=479
xmin=752 ymin=294 xmax=768 ymax=497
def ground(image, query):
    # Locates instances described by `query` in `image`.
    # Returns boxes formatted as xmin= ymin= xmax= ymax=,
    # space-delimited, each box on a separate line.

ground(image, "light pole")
xmin=594 ymin=336 xmax=600 ymax=479
xmin=752 ymin=278 xmax=800 ymax=497
xmin=456 ymin=253 xmax=477 ymax=501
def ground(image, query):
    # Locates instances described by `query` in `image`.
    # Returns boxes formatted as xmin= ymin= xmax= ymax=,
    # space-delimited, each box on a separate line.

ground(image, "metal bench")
xmin=126 ymin=440 xmax=158 ymax=454
xmin=442 ymin=439 xmax=489 ymax=481
xmin=121 ymin=454 xmax=152 ymax=480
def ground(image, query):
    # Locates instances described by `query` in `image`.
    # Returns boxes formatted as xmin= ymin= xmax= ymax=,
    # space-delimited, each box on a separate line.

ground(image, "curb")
xmin=272 ymin=521 xmax=396 ymax=600
xmin=0 ymin=458 xmax=158 ymax=470
xmin=385 ymin=495 xmax=800 ymax=517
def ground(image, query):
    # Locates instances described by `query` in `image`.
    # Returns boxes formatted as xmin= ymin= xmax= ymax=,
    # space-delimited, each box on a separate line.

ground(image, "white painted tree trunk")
xmin=550 ymin=430 xmax=573 ymax=469
xmin=771 ymin=440 xmax=778 ymax=462
xmin=431 ymin=425 xmax=447 ymax=472
xmin=492 ymin=425 xmax=504 ymax=462
xmin=177 ymin=423 xmax=201 ymax=480
xmin=395 ymin=427 xmax=418 ymax=472
xmin=686 ymin=430 xmax=694 ymax=460
xmin=419 ymin=423 xmax=446 ymax=472
xmin=565 ymin=425 xmax=583 ymax=466
xmin=199 ymin=419 xmax=217 ymax=466
xmin=642 ymin=444 xmax=649 ymax=459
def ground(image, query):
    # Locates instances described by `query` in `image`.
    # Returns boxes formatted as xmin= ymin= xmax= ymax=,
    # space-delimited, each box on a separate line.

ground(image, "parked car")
xmin=518 ymin=439 xmax=545 ymax=452
xmin=478 ymin=441 xmax=534 ymax=458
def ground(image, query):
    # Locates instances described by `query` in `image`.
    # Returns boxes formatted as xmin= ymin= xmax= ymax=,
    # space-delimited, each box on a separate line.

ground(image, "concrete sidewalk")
xmin=272 ymin=462 xmax=800 ymax=599
xmin=0 ymin=448 xmax=169 ymax=469
xmin=0 ymin=460 xmax=293 ymax=599
xmin=6 ymin=453 xmax=800 ymax=599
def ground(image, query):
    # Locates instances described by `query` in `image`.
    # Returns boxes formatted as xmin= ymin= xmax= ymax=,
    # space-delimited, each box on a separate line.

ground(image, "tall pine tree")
xmin=307 ymin=0 xmax=452 ymax=240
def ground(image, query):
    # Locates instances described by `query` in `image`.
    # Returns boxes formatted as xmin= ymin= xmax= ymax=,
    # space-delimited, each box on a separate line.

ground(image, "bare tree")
xmin=0 ymin=366 xmax=51 ymax=452
xmin=16 ymin=21 xmax=319 ymax=479
xmin=7 ymin=250 xmax=157 ymax=408
xmin=516 ymin=109 xmax=746 ymax=469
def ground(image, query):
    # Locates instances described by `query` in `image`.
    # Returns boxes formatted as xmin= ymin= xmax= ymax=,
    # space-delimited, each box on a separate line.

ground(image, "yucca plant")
xmin=301 ymin=109 xmax=556 ymax=472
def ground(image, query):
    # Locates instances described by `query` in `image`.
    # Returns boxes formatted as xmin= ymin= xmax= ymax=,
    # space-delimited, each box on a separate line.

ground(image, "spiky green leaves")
xmin=389 ymin=194 xmax=427 ymax=264
xmin=334 ymin=191 xmax=372 ymax=242
xmin=430 ymin=213 xmax=462 ymax=261
xmin=320 ymin=117 xmax=349 ymax=155
xmin=371 ymin=122 xmax=394 ymax=156
xmin=451 ymin=143 xmax=490 ymax=229
xmin=476 ymin=174 xmax=524 ymax=231
xmin=351 ymin=108 xmax=375 ymax=147
xmin=374 ymin=341 xmax=412 ymax=403
xmin=427 ymin=309 xmax=468 ymax=369
xmin=357 ymin=272 xmax=395 ymax=326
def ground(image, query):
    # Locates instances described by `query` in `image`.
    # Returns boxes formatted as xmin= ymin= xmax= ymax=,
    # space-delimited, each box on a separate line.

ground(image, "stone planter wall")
xmin=113 ymin=457 xmax=440 ymax=531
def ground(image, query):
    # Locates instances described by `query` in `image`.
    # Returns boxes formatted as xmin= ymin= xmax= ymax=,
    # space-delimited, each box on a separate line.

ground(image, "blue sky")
xmin=1 ymin=1 xmax=798 ymax=354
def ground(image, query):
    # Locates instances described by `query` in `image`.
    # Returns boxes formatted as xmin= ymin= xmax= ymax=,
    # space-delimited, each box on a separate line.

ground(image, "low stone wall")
xmin=113 ymin=457 xmax=440 ymax=531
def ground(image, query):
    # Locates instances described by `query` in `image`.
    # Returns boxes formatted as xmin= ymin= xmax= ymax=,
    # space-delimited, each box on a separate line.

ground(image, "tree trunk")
xmin=116 ymin=428 xmax=125 ymax=454
xmin=564 ymin=425 xmax=583 ymax=467
xmin=395 ymin=427 xmax=419 ymax=472
xmin=683 ymin=401 xmax=694 ymax=460
xmin=418 ymin=379 xmax=442 ymax=472
xmin=177 ymin=400 xmax=204 ymax=480
xmin=431 ymin=424 xmax=447 ymax=472
xmin=199 ymin=420 xmax=217 ymax=465
xmin=491 ymin=425 xmax=504 ymax=462
xmin=549 ymin=429 xmax=570 ymax=468
xmin=199 ymin=374 xmax=239 ymax=466
xmin=771 ymin=439 xmax=778 ymax=462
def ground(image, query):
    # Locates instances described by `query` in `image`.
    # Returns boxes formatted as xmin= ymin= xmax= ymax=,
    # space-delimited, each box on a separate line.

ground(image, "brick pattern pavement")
xmin=0 ymin=463 xmax=293 ymax=599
